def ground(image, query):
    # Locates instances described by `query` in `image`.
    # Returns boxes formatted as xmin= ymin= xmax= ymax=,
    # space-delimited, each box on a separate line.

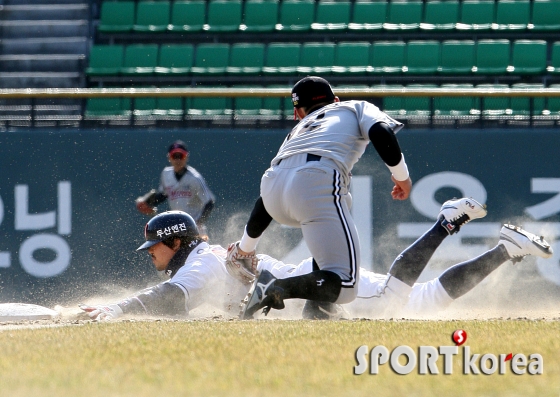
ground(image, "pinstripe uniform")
xmin=260 ymin=100 xmax=403 ymax=295
xmin=158 ymin=165 xmax=215 ymax=223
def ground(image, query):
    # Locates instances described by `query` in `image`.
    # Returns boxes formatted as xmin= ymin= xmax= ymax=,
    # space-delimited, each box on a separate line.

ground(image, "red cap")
xmin=168 ymin=140 xmax=188 ymax=156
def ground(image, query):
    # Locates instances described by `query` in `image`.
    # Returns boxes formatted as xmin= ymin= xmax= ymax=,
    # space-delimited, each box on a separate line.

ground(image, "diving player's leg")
xmin=438 ymin=224 xmax=553 ymax=300
xmin=256 ymin=255 xmax=313 ymax=279
xmin=404 ymin=224 xmax=554 ymax=316
xmin=349 ymin=197 xmax=489 ymax=317
xmin=389 ymin=197 xmax=488 ymax=287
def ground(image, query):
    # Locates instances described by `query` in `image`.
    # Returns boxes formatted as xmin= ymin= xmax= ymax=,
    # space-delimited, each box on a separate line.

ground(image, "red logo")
xmin=452 ymin=329 xmax=467 ymax=346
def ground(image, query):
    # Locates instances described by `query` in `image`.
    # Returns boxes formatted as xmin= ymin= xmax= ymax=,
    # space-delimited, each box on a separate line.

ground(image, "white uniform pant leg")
xmin=261 ymin=159 xmax=360 ymax=304
xmin=343 ymin=270 xmax=412 ymax=318
xmin=256 ymin=255 xmax=314 ymax=279
xmin=401 ymin=278 xmax=454 ymax=317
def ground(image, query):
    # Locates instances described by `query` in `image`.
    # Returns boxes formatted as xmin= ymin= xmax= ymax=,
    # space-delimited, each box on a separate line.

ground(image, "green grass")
xmin=0 ymin=319 xmax=558 ymax=397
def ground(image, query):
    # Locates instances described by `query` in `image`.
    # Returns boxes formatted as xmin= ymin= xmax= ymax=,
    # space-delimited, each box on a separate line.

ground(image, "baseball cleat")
xmin=499 ymin=224 xmax=553 ymax=263
xmin=239 ymin=270 xmax=285 ymax=320
xmin=438 ymin=197 xmax=487 ymax=235
xmin=301 ymin=300 xmax=345 ymax=320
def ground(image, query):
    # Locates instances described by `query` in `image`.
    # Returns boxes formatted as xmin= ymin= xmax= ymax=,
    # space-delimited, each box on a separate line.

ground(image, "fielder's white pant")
xmin=260 ymin=153 xmax=360 ymax=303
xmin=256 ymin=255 xmax=454 ymax=317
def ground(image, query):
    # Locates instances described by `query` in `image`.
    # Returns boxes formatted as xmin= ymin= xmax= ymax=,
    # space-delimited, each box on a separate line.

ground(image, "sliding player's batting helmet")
xmin=136 ymin=211 xmax=199 ymax=251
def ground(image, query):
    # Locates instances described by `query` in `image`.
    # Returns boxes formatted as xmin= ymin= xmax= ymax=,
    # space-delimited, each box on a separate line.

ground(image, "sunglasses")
xmin=170 ymin=153 xmax=186 ymax=160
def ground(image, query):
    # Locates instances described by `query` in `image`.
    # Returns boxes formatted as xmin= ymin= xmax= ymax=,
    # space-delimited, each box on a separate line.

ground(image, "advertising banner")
xmin=0 ymin=128 xmax=558 ymax=306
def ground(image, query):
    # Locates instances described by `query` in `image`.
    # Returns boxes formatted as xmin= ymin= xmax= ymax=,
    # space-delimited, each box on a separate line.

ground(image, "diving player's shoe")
xmin=239 ymin=270 xmax=285 ymax=320
xmin=301 ymin=300 xmax=346 ymax=320
xmin=438 ymin=197 xmax=488 ymax=235
xmin=498 ymin=224 xmax=553 ymax=263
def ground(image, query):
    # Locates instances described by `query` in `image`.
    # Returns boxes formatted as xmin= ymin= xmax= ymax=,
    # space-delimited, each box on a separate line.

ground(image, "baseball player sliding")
xmin=135 ymin=140 xmax=215 ymax=235
xmin=80 ymin=200 xmax=553 ymax=321
xmin=229 ymin=76 xmax=412 ymax=319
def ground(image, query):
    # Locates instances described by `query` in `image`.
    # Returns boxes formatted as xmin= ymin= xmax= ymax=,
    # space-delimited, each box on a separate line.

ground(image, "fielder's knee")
xmin=335 ymin=286 xmax=358 ymax=304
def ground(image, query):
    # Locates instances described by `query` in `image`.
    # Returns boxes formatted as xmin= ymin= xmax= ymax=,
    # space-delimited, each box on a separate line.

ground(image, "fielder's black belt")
xmin=306 ymin=153 xmax=322 ymax=162
xmin=277 ymin=153 xmax=321 ymax=165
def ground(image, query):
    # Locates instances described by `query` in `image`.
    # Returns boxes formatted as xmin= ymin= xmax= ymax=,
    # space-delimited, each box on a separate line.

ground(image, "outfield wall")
xmin=0 ymin=128 xmax=559 ymax=305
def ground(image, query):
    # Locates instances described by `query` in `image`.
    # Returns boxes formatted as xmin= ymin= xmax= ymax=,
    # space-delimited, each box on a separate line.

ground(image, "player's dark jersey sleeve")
xmin=368 ymin=121 xmax=403 ymax=167
xmin=116 ymin=282 xmax=187 ymax=316
xmin=198 ymin=200 xmax=215 ymax=224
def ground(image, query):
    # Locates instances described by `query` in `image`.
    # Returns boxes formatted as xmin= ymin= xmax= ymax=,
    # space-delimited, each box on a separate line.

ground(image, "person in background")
xmin=135 ymin=140 xmax=215 ymax=235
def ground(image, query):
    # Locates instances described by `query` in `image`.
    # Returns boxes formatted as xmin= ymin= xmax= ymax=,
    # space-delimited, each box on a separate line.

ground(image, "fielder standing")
xmin=135 ymin=140 xmax=215 ymax=235
xmin=229 ymin=76 xmax=413 ymax=319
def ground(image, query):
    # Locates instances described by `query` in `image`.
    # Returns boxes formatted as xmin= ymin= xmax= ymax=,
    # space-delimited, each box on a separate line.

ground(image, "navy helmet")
xmin=136 ymin=211 xmax=199 ymax=251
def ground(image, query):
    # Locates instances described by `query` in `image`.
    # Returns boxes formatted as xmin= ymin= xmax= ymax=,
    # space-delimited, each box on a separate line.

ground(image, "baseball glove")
xmin=135 ymin=199 xmax=157 ymax=215
xmin=135 ymin=190 xmax=158 ymax=215
xmin=225 ymin=242 xmax=258 ymax=285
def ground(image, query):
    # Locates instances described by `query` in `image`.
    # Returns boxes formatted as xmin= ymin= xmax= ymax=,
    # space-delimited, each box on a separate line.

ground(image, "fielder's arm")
xmin=368 ymin=122 xmax=412 ymax=200
xmin=135 ymin=189 xmax=168 ymax=215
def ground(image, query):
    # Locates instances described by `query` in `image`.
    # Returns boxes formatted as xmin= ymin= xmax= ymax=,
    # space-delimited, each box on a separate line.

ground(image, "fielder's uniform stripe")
xmin=332 ymin=169 xmax=357 ymax=287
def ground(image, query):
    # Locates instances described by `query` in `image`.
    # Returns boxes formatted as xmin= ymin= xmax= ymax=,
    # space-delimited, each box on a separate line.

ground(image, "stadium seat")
xmin=348 ymin=1 xmax=387 ymax=31
xmin=493 ymin=0 xmax=530 ymax=30
xmin=384 ymin=1 xmax=423 ymax=30
xmin=155 ymin=44 xmax=194 ymax=75
xmin=240 ymin=0 xmax=279 ymax=32
xmin=297 ymin=42 xmax=336 ymax=74
xmin=232 ymin=86 xmax=263 ymax=116
xmin=190 ymin=44 xmax=230 ymax=75
xmin=260 ymin=95 xmax=282 ymax=118
xmin=260 ymin=97 xmax=282 ymax=120
xmin=477 ymin=84 xmax=510 ymax=118
xmin=311 ymin=1 xmax=351 ymax=31
xmin=204 ymin=0 xmax=243 ymax=32
xmin=188 ymin=88 xmax=233 ymax=117
xmin=98 ymin=1 xmax=135 ymax=32
xmin=168 ymin=1 xmax=205 ymax=32
xmin=509 ymin=40 xmax=547 ymax=74
xmin=133 ymin=1 xmax=170 ymax=33
xmin=434 ymin=84 xmax=478 ymax=117
xmin=510 ymin=83 xmax=546 ymax=116
xmin=456 ymin=0 xmax=494 ymax=31
xmin=405 ymin=41 xmax=440 ymax=74
xmin=420 ymin=0 xmax=460 ymax=31
xmin=332 ymin=42 xmax=370 ymax=75
xmin=86 ymin=45 xmax=124 ymax=75
xmin=262 ymin=43 xmax=301 ymax=75
xmin=368 ymin=41 xmax=405 ymax=74
xmin=120 ymin=44 xmax=159 ymax=75
xmin=133 ymin=97 xmax=157 ymax=117
xmin=531 ymin=0 xmax=560 ymax=31
xmin=546 ymin=84 xmax=560 ymax=116
xmin=403 ymin=84 xmax=437 ymax=119
xmin=474 ymin=39 xmax=510 ymax=74
xmin=226 ymin=43 xmax=265 ymax=75
xmin=547 ymin=42 xmax=560 ymax=73
xmin=262 ymin=85 xmax=293 ymax=118
xmin=334 ymin=84 xmax=369 ymax=93
xmin=153 ymin=96 xmax=185 ymax=118
xmin=276 ymin=0 xmax=315 ymax=32
xmin=438 ymin=40 xmax=475 ymax=74
xmin=85 ymin=98 xmax=131 ymax=118
xmin=372 ymin=84 xmax=405 ymax=117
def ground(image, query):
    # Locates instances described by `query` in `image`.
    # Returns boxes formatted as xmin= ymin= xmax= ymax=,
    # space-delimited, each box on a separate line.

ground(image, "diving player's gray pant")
xmin=260 ymin=153 xmax=360 ymax=304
